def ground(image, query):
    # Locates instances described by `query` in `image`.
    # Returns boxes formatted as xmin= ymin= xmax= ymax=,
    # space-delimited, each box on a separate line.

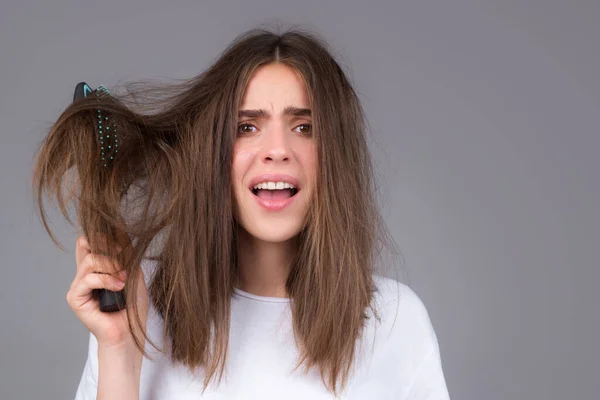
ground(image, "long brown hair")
xmin=31 ymin=27 xmax=401 ymax=397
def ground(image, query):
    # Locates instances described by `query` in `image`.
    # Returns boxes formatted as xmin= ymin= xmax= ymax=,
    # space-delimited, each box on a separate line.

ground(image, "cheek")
xmin=232 ymin=148 xmax=254 ymax=192
xmin=233 ymin=149 xmax=254 ymax=166
xmin=300 ymin=143 xmax=318 ymax=181
xmin=232 ymin=148 xmax=255 ymax=221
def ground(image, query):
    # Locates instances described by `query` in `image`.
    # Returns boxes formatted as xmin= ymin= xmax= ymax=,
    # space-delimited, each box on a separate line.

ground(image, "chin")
xmin=241 ymin=220 xmax=303 ymax=243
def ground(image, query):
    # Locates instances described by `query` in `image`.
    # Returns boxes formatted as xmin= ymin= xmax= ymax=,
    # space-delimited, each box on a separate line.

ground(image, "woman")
xmin=32 ymin=28 xmax=450 ymax=399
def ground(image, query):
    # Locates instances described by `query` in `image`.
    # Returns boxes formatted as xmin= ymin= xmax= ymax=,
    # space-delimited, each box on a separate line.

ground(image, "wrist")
xmin=98 ymin=339 xmax=143 ymax=371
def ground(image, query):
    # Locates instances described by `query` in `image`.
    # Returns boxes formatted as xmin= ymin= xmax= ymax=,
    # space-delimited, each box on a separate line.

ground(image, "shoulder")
xmin=371 ymin=275 xmax=440 ymax=354
xmin=371 ymin=275 xmax=432 ymax=320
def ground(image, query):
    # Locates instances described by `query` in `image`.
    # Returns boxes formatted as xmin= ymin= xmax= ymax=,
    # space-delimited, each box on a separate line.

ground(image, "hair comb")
xmin=73 ymin=82 xmax=119 ymax=168
xmin=72 ymin=82 xmax=127 ymax=313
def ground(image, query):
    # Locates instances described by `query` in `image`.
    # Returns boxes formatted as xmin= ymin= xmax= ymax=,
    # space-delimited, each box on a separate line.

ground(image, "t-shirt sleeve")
xmin=377 ymin=278 xmax=451 ymax=400
xmin=73 ymin=332 xmax=99 ymax=400
xmin=404 ymin=342 xmax=450 ymax=399
xmin=399 ymin=284 xmax=450 ymax=400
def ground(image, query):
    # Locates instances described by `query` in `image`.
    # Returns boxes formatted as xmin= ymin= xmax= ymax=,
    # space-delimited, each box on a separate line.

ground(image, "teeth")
xmin=253 ymin=181 xmax=296 ymax=190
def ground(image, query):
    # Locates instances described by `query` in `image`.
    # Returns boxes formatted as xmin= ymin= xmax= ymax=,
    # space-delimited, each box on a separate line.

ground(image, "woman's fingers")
xmin=68 ymin=236 xmax=141 ymax=348
xmin=67 ymin=272 xmax=125 ymax=308
xmin=72 ymin=253 xmax=125 ymax=288
xmin=75 ymin=235 xmax=91 ymax=268
xmin=75 ymin=234 xmax=123 ymax=266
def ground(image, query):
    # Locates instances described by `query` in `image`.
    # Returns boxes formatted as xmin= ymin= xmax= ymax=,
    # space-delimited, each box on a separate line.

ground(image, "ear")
xmin=73 ymin=82 xmax=93 ymax=102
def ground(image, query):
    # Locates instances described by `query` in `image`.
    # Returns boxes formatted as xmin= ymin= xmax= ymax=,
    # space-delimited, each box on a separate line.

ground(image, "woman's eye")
xmin=237 ymin=123 xmax=257 ymax=135
xmin=294 ymin=124 xmax=312 ymax=136
xmin=237 ymin=123 xmax=312 ymax=136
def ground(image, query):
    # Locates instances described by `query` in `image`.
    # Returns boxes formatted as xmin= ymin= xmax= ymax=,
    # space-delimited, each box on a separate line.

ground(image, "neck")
xmin=235 ymin=227 xmax=296 ymax=298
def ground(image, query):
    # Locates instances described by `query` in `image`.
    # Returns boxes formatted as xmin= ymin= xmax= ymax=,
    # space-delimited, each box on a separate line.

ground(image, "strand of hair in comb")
xmin=73 ymin=82 xmax=127 ymax=312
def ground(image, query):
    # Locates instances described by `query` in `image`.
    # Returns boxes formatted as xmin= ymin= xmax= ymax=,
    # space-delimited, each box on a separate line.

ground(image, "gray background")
xmin=1 ymin=1 xmax=598 ymax=399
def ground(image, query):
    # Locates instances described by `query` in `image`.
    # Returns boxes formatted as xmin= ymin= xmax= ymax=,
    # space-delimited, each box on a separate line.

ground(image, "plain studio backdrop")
xmin=1 ymin=1 xmax=598 ymax=399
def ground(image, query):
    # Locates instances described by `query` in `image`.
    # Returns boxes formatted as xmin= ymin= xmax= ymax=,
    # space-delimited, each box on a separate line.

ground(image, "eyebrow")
xmin=238 ymin=106 xmax=312 ymax=119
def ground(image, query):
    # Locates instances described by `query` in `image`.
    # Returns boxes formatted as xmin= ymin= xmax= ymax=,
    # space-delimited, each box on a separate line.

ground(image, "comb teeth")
xmin=95 ymin=85 xmax=118 ymax=167
xmin=96 ymin=84 xmax=110 ymax=96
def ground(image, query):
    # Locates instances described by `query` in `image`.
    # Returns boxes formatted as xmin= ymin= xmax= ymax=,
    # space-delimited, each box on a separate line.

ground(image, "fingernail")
xmin=117 ymin=280 xmax=125 ymax=288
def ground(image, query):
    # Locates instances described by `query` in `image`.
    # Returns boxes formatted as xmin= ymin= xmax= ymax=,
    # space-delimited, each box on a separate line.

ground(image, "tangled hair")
xmin=32 ymin=27 xmax=402 ymax=397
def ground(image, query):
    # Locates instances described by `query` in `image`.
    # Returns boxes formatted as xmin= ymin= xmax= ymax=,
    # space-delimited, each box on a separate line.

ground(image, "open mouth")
xmin=251 ymin=187 xmax=299 ymax=200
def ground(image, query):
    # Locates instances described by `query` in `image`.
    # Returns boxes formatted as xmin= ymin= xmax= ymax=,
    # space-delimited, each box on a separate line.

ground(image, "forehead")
xmin=240 ymin=63 xmax=310 ymax=109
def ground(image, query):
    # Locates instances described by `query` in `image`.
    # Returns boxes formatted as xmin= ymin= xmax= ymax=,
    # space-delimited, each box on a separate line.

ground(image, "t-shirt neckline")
xmin=233 ymin=287 xmax=292 ymax=303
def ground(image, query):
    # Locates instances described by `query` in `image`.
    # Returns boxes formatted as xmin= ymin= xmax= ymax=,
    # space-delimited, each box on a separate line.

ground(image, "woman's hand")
xmin=66 ymin=235 xmax=149 ymax=348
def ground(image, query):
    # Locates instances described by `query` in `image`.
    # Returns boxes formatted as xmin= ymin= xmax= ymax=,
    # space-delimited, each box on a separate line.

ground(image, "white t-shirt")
xmin=74 ymin=259 xmax=450 ymax=399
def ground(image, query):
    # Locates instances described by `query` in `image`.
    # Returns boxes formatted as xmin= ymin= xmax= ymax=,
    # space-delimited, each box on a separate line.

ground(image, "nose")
xmin=260 ymin=124 xmax=291 ymax=164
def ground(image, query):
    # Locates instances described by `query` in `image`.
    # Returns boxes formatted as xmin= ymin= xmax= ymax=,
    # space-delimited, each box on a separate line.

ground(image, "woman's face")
xmin=232 ymin=63 xmax=316 ymax=243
